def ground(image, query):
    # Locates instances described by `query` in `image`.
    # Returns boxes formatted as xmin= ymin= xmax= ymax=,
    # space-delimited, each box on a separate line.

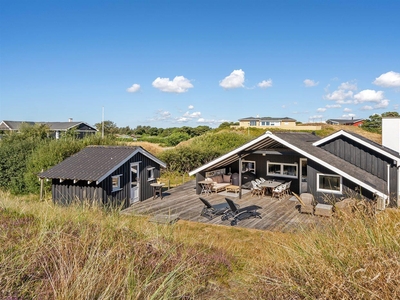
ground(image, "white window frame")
xmin=147 ymin=167 xmax=155 ymax=181
xmin=317 ymin=173 xmax=342 ymax=194
xmin=242 ymin=160 xmax=256 ymax=174
xmin=267 ymin=161 xmax=298 ymax=178
xmin=111 ymin=175 xmax=122 ymax=192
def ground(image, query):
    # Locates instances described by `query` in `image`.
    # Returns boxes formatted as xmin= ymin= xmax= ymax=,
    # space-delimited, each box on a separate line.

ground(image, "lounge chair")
xmin=222 ymin=198 xmax=262 ymax=226
xmin=199 ymin=197 xmax=231 ymax=220
xmin=292 ymin=192 xmax=315 ymax=214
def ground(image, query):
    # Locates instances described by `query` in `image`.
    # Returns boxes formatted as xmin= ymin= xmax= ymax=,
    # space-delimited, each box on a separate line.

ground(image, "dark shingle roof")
xmin=326 ymin=118 xmax=364 ymax=125
xmin=0 ymin=120 xmax=97 ymax=131
xmin=274 ymin=132 xmax=387 ymax=193
xmin=39 ymin=146 xmax=166 ymax=183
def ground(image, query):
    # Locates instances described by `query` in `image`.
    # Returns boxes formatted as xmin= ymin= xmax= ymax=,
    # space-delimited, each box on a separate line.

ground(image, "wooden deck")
xmin=122 ymin=180 xmax=325 ymax=232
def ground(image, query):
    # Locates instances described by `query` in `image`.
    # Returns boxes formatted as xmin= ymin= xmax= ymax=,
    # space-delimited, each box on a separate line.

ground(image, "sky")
xmin=1 ymin=0 xmax=400 ymax=129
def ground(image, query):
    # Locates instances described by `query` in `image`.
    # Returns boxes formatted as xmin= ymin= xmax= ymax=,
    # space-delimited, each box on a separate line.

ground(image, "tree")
xmin=362 ymin=111 xmax=400 ymax=133
xmin=94 ymin=120 xmax=118 ymax=135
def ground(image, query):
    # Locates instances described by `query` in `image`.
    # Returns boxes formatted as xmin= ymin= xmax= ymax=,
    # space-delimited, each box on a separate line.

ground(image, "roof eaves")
xmin=188 ymin=131 xmax=274 ymax=176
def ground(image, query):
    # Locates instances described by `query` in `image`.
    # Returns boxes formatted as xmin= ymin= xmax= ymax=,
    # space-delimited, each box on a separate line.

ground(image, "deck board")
xmin=122 ymin=180 xmax=324 ymax=232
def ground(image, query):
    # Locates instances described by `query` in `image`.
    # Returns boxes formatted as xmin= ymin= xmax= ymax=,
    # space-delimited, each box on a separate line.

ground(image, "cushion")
xmin=211 ymin=175 xmax=223 ymax=183
xmin=205 ymin=177 xmax=213 ymax=182
xmin=223 ymin=174 xmax=231 ymax=183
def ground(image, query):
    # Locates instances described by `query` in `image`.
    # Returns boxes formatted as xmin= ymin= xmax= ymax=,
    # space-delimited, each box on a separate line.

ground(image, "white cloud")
xmin=258 ymin=79 xmax=273 ymax=88
xmin=317 ymin=108 xmax=326 ymax=112
xmin=361 ymin=105 xmax=373 ymax=110
xmin=374 ymin=99 xmax=389 ymax=109
xmin=342 ymin=113 xmax=356 ymax=118
xmin=183 ymin=111 xmax=201 ymax=118
xmin=188 ymin=105 xmax=194 ymax=110
xmin=176 ymin=117 xmax=190 ymax=123
xmin=343 ymin=108 xmax=352 ymax=112
xmin=324 ymin=81 xmax=357 ymax=103
xmin=152 ymin=76 xmax=193 ymax=93
xmin=126 ymin=83 xmax=141 ymax=93
xmin=304 ymin=79 xmax=319 ymax=87
xmin=373 ymin=71 xmax=400 ymax=87
xmin=197 ymin=118 xmax=230 ymax=125
xmin=219 ymin=69 xmax=245 ymax=89
xmin=338 ymin=81 xmax=357 ymax=91
xmin=353 ymin=89 xmax=384 ymax=103
xmin=152 ymin=110 xmax=172 ymax=121
xmin=326 ymin=104 xmax=341 ymax=108
xmin=325 ymin=89 xmax=354 ymax=102
xmin=309 ymin=115 xmax=324 ymax=122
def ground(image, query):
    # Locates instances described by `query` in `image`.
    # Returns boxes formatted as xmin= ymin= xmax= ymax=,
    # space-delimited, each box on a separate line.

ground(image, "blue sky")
xmin=1 ymin=0 xmax=400 ymax=128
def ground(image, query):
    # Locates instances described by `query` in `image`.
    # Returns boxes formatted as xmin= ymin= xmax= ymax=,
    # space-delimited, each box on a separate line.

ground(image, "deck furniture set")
xmin=200 ymin=197 xmax=262 ymax=226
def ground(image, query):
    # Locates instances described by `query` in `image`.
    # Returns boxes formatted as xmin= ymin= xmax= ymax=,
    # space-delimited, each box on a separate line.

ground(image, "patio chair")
xmin=222 ymin=198 xmax=262 ymax=226
xmin=255 ymin=178 xmax=262 ymax=184
xmin=259 ymin=177 xmax=266 ymax=183
xmin=272 ymin=184 xmax=285 ymax=200
xmin=292 ymin=192 xmax=316 ymax=214
xmin=199 ymin=197 xmax=231 ymax=220
xmin=251 ymin=180 xmax=263 ymax=197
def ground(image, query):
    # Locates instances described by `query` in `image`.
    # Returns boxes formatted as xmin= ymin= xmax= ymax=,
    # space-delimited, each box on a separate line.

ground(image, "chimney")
xmin=68 ymin=118 xmax=73 ymax=122
xmin=382 ymin=117 xmax=400 ymax=154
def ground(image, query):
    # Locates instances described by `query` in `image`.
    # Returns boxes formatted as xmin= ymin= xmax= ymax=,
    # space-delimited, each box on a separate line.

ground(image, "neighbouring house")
xmin=326 ymin=118 xmax=364 ymax=126
xmin=0 ymin=119 xmax=97 ymax=139
xmin=234 ymin=116 xmax=321 ymax=131
xmin=190 ymin=123 xmax=400 ymax=209
xmin=39 ymin=146 xmax=166 ymax=208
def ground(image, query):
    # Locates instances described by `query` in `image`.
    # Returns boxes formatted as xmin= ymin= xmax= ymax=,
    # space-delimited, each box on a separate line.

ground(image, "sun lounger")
xmin=222 ymin=198 xmax=262 ymax=226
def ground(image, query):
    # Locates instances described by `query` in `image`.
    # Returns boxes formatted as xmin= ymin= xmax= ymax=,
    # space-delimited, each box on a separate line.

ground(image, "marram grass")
xmin=1 ymin=191 xmax=399 ymax=299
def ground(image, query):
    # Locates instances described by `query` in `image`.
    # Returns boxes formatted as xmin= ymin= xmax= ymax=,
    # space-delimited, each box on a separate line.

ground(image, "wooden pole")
xmin=40 ymin=169 xmax=44 ymax=201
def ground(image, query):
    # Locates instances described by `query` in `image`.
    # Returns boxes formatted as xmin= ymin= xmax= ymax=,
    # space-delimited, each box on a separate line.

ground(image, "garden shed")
xmin=39 ymin=146 xmax=166 ymax=208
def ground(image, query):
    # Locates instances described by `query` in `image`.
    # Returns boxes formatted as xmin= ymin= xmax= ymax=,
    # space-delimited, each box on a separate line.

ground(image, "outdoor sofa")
xmin=204 ymin=174 xmax=232 ymax=192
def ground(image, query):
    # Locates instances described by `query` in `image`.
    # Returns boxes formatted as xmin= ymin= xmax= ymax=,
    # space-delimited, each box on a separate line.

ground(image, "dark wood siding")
xmin=195 ymin=151 xmax=304 ymax=195
xmin=308 ymin=160 xmax=376 ymax=203
xmin=319 ymin=136 xmax=397 ymax=202
xmin=51 ymin=152 xmax=162 ymax=208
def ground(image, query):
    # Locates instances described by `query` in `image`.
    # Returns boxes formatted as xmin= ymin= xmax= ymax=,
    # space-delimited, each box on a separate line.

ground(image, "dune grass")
xmin=1 ymin=191 xmax=399 ymax=299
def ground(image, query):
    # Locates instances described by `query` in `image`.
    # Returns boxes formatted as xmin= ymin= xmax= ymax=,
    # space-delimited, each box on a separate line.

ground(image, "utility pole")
xmin=102 ymin=106 xmax=104 ymax=139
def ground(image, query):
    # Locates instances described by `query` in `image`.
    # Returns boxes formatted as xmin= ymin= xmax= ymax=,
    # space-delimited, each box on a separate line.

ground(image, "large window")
xmin=242 ymin=160 xmax=256 ymax=174
xmin=112 ymin=175 xmax=122 ymax=192
xmin=317 ymin=173 xmax=342 ymax=194
xmin=249 ymin=120 xmax=257 ymax=126
xmin=267 ymin=161 xmax=298 ymax=178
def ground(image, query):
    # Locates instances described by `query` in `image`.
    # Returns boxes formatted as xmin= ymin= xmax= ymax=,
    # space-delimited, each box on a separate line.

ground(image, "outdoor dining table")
xmin=258 ymin=180 xmax=283 ymax=196
xmin=198 ymin=180 xmax=214 ymax=196
xmin=150 ymin=182 xmax=165 ymax=199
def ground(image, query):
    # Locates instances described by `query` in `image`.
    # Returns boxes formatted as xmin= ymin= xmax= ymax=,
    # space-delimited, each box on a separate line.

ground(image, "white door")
xmin=130 ymin=163 xmax=140 ymax=204
xmin=299 ymin=158 xmax=308 ymax=194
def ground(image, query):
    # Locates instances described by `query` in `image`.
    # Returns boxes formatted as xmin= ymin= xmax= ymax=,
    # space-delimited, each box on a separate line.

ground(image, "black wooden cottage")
xmin=189 ymin=130 xmax=400 ymax=209
xmin=39 ymin=146 xmax=166 ymax=208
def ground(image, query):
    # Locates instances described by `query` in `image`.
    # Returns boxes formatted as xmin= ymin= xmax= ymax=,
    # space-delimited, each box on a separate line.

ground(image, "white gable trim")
xmin=313 ymin=130 xmax=400 ymax=165
xmin=188 ymin=132 xmax=271 ymax=176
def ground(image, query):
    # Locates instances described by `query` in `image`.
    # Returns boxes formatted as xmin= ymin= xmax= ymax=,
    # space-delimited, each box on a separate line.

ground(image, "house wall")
xmin=319 ymin=136 xmax=398 ymax=200
xmin=307 ymin=160 xmax=376 ymax=203
xmin=51 ymin=152 xmax=161 ymax=208
xmin=195 ymin=152 xmax=303 ymax=194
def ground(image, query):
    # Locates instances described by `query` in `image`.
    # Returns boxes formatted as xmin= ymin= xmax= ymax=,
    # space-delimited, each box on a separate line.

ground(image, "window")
xmin=267 ymin=162 xmax=298 ymax=178
xmin=112 ymin=175 xmax=122 ymax=192
xmin=260 ymin=121 xmax=270 ymax=126
xmin=147 ymin=167 xmax=155 ymax=181
xmin=249 ymin=120 xmax=257 ymax=126
xmin=317 ymin=174 xmax=342 ymax=194
xmin=242 ymin=160 xmax=256 ymax=174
